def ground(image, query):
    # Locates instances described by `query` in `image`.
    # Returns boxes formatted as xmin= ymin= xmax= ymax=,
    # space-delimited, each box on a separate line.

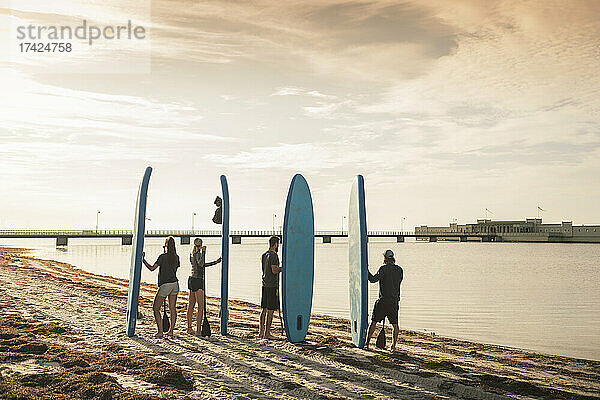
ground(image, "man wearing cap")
xmin=365 ymin=249 xmax=404 ymax=352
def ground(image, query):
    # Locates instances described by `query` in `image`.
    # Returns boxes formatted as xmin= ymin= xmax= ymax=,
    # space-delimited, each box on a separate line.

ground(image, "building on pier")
xmin=415 ymin=218 xmax=600 ymax=243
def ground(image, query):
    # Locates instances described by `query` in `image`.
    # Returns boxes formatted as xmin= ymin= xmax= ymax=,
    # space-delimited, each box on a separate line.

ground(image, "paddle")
xmin=201 ymin=291 xmax=211 ymax=337
xmin=376 ymin=320 xmax=386 ymax=349
xmin=162 ymin=300 xmax=170 ymax=333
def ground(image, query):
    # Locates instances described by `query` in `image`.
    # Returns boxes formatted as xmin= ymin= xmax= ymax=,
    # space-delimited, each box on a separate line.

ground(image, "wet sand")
xmin=0 ymin=247 xmax=598 ymax=399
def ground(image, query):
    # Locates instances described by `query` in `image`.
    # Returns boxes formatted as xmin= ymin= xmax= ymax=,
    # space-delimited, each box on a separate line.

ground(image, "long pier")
xmin=0 ymin=229 xmax=497 ymax=246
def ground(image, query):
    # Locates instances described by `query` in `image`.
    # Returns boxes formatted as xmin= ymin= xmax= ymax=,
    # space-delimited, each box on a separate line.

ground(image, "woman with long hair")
xmin=187 ymin=238 xmax=221 ymax=335
xmin=143 ymin=236 xmax=180 ymax=338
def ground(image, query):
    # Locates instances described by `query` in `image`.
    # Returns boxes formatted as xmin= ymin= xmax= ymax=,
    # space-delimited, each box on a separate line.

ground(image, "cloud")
xmin=135 ymin=0 xmax=460 ymax=81
xmin=353 ymin=0 xmax=600 ymax=181
xmin=303 ymin=100 xmax=353 ymax=119
xmin=204 ymin=143 xmax=339 ymax=172
xmin=203 ymin=139 xmax=420 ymax=178
xmin=272 ymin=87 xmax=336 ymax=99
xmin=0 ymin=71 xmax=237 ymax=143
xmin=271 ymin=87 xmax=304 ymax=96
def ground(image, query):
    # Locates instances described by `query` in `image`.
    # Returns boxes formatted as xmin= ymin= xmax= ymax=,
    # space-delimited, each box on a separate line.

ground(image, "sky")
xmin=1 ymin=0 xmax=599 ymax=231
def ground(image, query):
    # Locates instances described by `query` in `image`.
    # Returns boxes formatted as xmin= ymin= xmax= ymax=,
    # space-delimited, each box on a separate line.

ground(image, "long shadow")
xmin=172 ymin=334 xmax=450 ymax=400
xmin=173 ymin=336 xmax=377 ymax=399
xmin=129 ymin=335 xmax=283 ymax=400
xmin=163 ymin=334 xmax=352 ymax=400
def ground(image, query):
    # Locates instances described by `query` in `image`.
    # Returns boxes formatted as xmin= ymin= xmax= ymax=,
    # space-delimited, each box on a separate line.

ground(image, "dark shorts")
xmin=261 ymin=286 xmax=279 ymax=311
xmin=188 ymin=276 xmax=205 ymax=292
xmin=371 ymin=299 xmax=399 ymax=325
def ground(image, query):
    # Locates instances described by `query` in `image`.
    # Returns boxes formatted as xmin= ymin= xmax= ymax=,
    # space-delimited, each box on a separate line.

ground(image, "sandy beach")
xmin=0 ymin=247 xmax=598 ymax=400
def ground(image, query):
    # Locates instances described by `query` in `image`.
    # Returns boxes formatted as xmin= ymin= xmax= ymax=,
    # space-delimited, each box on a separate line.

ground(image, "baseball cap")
xmin=384 ymin=249 xmax=394 ymax=259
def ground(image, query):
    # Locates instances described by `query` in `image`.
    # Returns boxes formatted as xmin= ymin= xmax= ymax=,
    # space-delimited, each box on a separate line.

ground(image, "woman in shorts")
xmin=143 ymin=236 xmax=180 ymax=338
xmin=187 ymin=238 xmax=221 ymax=335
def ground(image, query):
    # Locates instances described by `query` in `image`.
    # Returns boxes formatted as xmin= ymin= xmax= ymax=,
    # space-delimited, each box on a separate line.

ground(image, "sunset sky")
xmin=1 ymin=0 xmax=599 ymax=230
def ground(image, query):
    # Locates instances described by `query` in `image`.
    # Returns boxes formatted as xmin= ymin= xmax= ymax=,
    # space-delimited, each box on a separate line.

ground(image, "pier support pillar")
xmin=180 ymin=236 xmax=190 ymax=245
xmin=460 ymin=236 xmax=468 ymax=242
xmin=481 ymin=236 xmax=492 ymax=242
xmin=56 ymin=236 xmax=68 ymax=246
xmin=121 ymin=235 xmax=133 ymax=245
xmin=396 ymin=236 xmax=404 ymax=242
xmin=232 ymin=235 xmax=242 ymax=244
xmin=322 ymin=236 xmax=332 ymax=244
xmin=429 ymin=236 xmax=437 ymax=242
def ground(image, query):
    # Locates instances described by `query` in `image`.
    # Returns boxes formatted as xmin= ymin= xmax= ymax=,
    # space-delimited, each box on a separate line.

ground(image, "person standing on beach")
xmin=259 ymin=235 xmax=282 ymax=339
xmin=143 ymin=236 xmax=180 ymax=338
xmin=365 ymin=249 xmax=403 ymax=352
xmin=187 ymin=238 xmax=221 ymax=335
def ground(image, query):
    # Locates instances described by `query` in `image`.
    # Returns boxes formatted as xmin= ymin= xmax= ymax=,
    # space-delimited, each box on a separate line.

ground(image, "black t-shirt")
xmin=261 ymin=250 xmax=280 ymax=288
xmin=368 ymin=264 xmax=403 ymax=304
xmin=156 ymin=253 xmax=180 ymax=286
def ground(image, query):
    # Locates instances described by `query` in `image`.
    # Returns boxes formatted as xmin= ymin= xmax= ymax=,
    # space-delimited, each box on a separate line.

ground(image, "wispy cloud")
xmin=0 ymin=71 xmax=237 ymax=143
xmin=272 ymin=87 xmax=336 ymax=99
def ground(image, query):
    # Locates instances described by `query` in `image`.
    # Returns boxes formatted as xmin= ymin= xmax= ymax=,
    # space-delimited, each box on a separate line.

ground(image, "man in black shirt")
xmin=259 ymin=236 xmax=282 ymax=339
xmin=365 ymin=249 xmax=404 ymax=352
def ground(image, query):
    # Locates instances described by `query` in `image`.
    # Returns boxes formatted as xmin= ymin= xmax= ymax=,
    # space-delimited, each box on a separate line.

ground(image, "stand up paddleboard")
xmin=126 ymin=166 xmax=152 ymax=337
xmin=282 ymin=174 xmax=315 ymax=343
xmin=349 ymin=175 xmax=368 ymax=348
xmin=220 ymin=175 xmax=230 ymax=335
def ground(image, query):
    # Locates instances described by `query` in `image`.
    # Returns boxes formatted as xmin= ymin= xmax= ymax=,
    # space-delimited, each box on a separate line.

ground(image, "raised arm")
xmin=368 ymin=268 xmax=380 ymax=283
xmin=205 ymin=257 xmax=222 ymax=267
xmin=143 ymin=255 xmax=158 ymax=271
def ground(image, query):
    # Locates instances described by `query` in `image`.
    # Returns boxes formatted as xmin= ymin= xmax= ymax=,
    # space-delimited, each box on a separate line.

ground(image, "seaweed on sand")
xmin=0 ymin=309 xmax=194 ymax=399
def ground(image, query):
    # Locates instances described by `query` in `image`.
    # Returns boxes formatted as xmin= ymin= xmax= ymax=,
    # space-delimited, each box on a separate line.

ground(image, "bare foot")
xmin=166 ymin=331 xmax=174 ymax=338
xmin=154 ymin=332 xmax=164 ymax=339
xmin=195 ymin=330 xmax=202 ymax=337
xmin=187 ymin=327 xmax=194 ymax=335
xmin=264 ymin=334 xmax=280 ymax=340
xmin=390 ymin=345 xmax=396 ymax=353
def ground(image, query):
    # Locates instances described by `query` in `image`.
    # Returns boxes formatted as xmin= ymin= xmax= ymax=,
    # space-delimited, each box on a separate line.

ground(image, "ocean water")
xmin=2 ymin=237 xmax=599 ymax=360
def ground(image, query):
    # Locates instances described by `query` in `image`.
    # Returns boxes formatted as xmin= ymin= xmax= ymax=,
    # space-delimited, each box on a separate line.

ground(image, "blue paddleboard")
xmin=220 ymin=175 xmax=230 ymax=335
xmin=348 ymin=175 xmax=368 ymax=348
xmin=282 ymin=174 xmax=315 ymax=343
xmin=126 ymin=166 xmax=152 ymax=337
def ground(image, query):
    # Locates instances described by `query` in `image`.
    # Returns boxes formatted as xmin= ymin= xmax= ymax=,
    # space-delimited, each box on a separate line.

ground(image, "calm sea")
xmin=2 ymin=237 xmax=599 ymax=360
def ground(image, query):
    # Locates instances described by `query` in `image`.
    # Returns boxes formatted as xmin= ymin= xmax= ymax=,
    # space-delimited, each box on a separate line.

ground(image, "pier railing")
xmin=3 ymin=229 xmax=587 ymax=245
xmin=0 ymin=229 xmax=411 ymax=237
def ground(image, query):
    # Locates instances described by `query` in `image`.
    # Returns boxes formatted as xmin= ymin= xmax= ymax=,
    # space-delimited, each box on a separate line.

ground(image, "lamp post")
xmin=192 ymin=212 xmax=196 ymax=232
xmin=272 ymin=213 xmax=277 ymax=234
xmin=401 ymin=216 xmax=406 ymax=233
xmin=96 ymin=210 xmax=101 ymax=233
xmin=341 ymin=215 xmax=347 ymax=234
